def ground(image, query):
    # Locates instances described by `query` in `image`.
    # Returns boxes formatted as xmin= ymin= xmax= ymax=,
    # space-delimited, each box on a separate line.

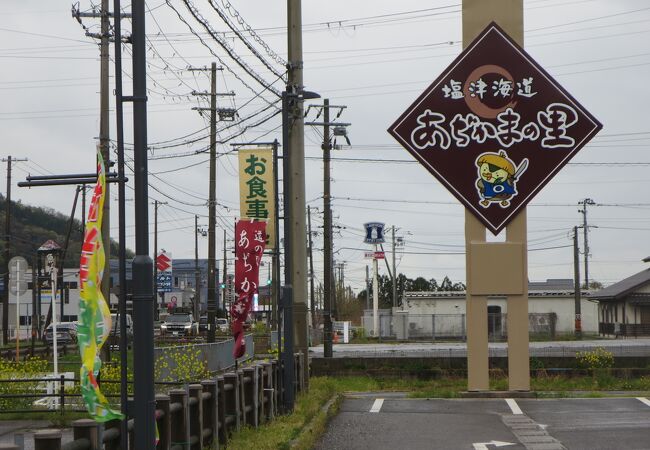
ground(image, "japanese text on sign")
xmin=238 ymin=148 xmax=276 ymax=249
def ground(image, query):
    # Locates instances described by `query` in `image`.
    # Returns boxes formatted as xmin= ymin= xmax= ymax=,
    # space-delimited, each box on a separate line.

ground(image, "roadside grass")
xmin=223 ymin=376 xmax=339 ymax=450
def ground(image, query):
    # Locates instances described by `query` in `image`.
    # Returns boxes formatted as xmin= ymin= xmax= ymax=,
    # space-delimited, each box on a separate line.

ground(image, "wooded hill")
xmin=0 ymin=194 xmax=131 ymax=270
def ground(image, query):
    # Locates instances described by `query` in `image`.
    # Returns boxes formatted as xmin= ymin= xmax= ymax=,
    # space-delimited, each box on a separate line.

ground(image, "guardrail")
xmin=26 ymin=353 xmax=306 ymax=450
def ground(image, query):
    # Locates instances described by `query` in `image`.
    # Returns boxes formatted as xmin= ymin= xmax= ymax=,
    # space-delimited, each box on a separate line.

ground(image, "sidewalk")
xmin=309 ymin=338 xmax=650 ymax=358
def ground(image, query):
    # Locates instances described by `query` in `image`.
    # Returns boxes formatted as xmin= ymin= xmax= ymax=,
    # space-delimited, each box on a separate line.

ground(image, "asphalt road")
xmin=315 ymin=395 xmax=650 ymax=450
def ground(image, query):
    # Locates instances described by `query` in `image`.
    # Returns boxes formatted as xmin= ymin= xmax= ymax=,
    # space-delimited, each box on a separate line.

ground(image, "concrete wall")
xmin=402 ymin=294 xmax=599 ymax=334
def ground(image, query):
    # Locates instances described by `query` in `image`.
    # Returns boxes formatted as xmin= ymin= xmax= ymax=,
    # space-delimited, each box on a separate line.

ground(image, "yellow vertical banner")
xmin=238 ymin=147 xmax=275 ymax=249
xmin=78 ymin=148 xmax=123 ymax=421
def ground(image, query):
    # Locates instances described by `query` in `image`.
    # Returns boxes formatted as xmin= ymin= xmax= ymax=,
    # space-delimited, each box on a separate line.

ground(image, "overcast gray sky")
xmin=2 ymin=0 xmax=649 ymax=292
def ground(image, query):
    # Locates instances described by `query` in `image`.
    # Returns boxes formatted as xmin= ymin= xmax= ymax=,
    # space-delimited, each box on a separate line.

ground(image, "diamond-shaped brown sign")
xmin=388 ymin=22 xmax=602 ymax=234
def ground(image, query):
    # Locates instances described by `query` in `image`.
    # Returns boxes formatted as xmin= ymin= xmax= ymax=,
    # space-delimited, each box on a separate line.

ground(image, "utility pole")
xmin=307 ymin=205 xmax=316 ymax=326
xmin=131 ymin=0 xmax=156 ymax=445
xmin=72 ymin=1 xmax=121 ymax=326
xmin=286 ymin=0 xmax=311 ymax=380
xmin=573 ymin=226 xmax=582 ymax=339
xmin=190 ymin=63 xmax=233 ymax=343
xmin=304 ymin=99 xmax=349 ymax=358
xmin=365 ymin=265 xmax=370 ymax=310
xmin=338 ymin=262 xmax=345 ymax=289
xmin=222 ymin=230 xmax=228 ymax=315
xmin=391 ymin=227 xmax=398 ymax=308
xmin=272 ymin=140 xmax=281 ymax=330
xmin=207 ymin=62 xmax=217 ymax=344
xmin=578 ymin=198 xmax=595 ymax=289
xmin=321 ymin=100 xmax=333 ymax=358
xmin=2 ymin=156 xmax=27 ymax=345
xmin=372 ymin=247 xmax=379 ymax=337
xmin=152 ymin=200 xmax=167 ymax=320
xmin=81 ymin=184 xmax=87 ymax=238
xmin=194 ymin=215 xmax=201 ymax=321
xmin=99 ymin=0 xmax=111 ymax=318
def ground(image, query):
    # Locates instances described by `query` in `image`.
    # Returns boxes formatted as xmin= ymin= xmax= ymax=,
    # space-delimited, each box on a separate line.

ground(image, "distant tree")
xmin=452 ymin=281 xmax=466 ymax=291
xmin=411 ymin=276 xmax=430 ymax=291
xmin=336 ymin=286 xmax=363 ymax=324
xmin=585 ymin=280 xmax=603 ymax=290
xmin=429 ymin=278 xmax=439 ymax=291
xmin=439 ymin=276 xmax=454 ymax=291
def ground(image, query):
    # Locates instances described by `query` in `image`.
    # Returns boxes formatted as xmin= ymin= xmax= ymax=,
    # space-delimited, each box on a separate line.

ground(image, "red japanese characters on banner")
xmin=231 ymin=219 xmax=267 ymax=358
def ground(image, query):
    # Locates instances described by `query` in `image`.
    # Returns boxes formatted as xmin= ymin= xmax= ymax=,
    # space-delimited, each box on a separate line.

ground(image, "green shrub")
xmin=530 ymin=357 xmax=545 ymax=370
xmin=0 ymin=356 xmax=50 ymax=410
xmin=252 ymin=321 xmax=269 ymax=335
xmin=154 ymin=346 xmax=209 ymax=383
xmin=576 ymin=347 xmax=614 ymax=369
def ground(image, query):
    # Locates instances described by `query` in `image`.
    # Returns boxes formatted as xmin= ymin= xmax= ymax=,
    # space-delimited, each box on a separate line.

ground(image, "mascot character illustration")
xmin=475 ymin=150 xmax=528 ymax=208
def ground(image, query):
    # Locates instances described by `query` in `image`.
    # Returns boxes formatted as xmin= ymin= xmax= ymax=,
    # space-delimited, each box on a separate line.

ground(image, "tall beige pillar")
xmin=463 ymin=0 xmax=529 ymax=392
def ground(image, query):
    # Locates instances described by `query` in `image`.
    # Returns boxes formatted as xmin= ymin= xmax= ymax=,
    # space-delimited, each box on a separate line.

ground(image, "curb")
xmin=289 ymin=393 xmax=342 ymax=449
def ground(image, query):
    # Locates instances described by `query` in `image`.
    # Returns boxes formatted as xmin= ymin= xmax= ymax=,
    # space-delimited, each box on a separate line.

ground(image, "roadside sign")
xmin=388 ymin=22 xmax=601 ymax=234
xmin=363 ymin=222 xmax=385 ymax=244
xmin=364 ymin=251 xmax=386 ymax=260
xmin=156 ymin=272 xmax=173 ymax=293
xmin=9 ymin=256 xmax=28 ymax=296
xmin=156 ymin=251 xmax=172 ymax=272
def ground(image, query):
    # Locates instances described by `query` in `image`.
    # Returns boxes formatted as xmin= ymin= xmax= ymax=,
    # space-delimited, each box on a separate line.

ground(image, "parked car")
xmin=108 ymin=313 xmax=134 ymax=349
xmin=160 ymin=313 xmax=198 ymax=336
xmin=199 ymin=315 xmax=208 ymax=333
xmin=44 ymin=322 xmax=77 ymax=346
xmin=198 ymin=316 xmax=229 ymax=333
xmin=216 ymin=318 xmax=229 ymax=333
xmin=110 ymin=313 xmax=133 ymax=337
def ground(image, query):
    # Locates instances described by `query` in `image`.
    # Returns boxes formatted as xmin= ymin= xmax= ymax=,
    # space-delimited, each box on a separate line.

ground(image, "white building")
xmin=364 ymin=279 xmax=597 ymax=339
xmin=4 ymin=268 xmax=81 ymax=339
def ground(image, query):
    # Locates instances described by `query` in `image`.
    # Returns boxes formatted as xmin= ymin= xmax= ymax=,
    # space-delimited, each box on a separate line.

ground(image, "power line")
xmin=204 ymin=0 xmax=285 ymax=80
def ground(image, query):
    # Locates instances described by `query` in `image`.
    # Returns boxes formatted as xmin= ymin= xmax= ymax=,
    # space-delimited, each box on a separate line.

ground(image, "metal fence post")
xmin=34 ymin=430 xmax=62 ymax=450
xmin=169 ymin=389 xmax=189 ymax=450
xmin=155 ymin=393 xmax=171 ymax=450
xmin=188 ymin=384 xmax=203 ymax=450
xmin=72 ymin=419 xmax=99 ymax=450
xmin=59 ymin=374 xmax=65 ymax=416
xmin=202 ymin=379 xmax=218 ymax=449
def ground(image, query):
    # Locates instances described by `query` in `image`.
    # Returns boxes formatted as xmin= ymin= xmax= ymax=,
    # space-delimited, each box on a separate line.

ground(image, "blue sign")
xmin=156 ymin=273 xmax=173 ymax=292
xmin=363 ymin=222 xmax=385 ymax=244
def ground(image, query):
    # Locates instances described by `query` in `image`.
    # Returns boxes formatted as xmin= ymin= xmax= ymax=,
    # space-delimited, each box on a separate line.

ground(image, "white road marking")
xmin=637 ymin=397 xmax=650 ymax=408
xmin=472 ymin=440 xmax=515 ymax=449
xmin=505 ymin=398 xmax=523 ymax=415
xmin=369 ymin=398 xmax=384 ymax=413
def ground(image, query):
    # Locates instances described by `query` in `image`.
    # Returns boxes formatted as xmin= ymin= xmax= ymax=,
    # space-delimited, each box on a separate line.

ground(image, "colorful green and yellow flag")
xmin=78 ymin=149 xmax=123 ymax=422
